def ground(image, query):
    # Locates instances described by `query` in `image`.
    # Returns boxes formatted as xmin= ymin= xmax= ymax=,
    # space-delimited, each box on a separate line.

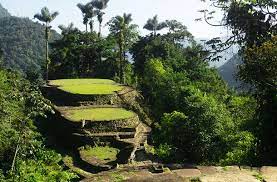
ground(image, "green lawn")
xmin=80 ymin=146 xmax=120 ymax=161
xmin=48 ymin=79 xmax=123 ymax=95
xmin=59 ymin=84 xmax=123 ymax=95
xmin=65 ymin=107 xmax=135 ymax=121
xmin=49 ymin=79 xmax=116 ymax=86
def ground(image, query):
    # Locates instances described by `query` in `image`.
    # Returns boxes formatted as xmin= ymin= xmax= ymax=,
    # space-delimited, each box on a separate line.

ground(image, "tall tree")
xmin=89 ymin=20 xmax=94 ymax=33
xmin=108 ymin=13 xmax=138 ymax=83
xmin=91 ymin=0 xmax=110 ymax=37
xmin=77 ymin=2 xmax=94 ymax=32
xmin=34 ymin=7 xmax=59 ymax=82
xmin=165 ymin=20 xmax=193 ymax=42
xmin=97 ymin=12 xmax=105 ymax=37
xmin=201 ymin=0 xmax=277 ymax=163
xmin=143 ymin=15 xmax=167 ymax=36
xmin=86 ymin=8 xmax=100 ymax=33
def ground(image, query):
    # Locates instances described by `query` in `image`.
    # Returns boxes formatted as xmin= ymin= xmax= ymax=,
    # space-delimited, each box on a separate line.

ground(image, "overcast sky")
xmin=0 ymin=0 xmax=228 ymax=38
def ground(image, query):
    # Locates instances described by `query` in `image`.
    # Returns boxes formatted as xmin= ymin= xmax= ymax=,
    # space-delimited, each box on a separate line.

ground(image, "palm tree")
xmin=97 ymin=12 xmax=105 ymax=37
xmin=87 ymin=8 xmax=100 ymax=32
xmin=143 ymin=15 xmax=167 ymax=36
xmin=34 ymin=7 xmax=59 ymax=82
xmin=91 ymin=0 xmax=109 ymax=37
xmin=89 ymin=20 xmax=94 ymax=33
xmin=165 ymin=20 xmax=193 ymax=42
xmin=77 ymin=3 xmax=94 ymax=32
xmin=108 ymin=13 xmax=138 ymax=83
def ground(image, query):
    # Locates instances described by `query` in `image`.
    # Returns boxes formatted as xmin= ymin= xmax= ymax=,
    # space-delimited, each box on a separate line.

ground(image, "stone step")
xmin=73 ymin=131 xmax=136 ymax=139
xmin=119 ymin=127 xmax=137 ymax=132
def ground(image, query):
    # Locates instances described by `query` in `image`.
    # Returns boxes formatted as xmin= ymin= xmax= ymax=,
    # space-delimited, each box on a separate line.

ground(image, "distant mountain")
xmin=218 ymin=54 xmax=243 ymax=89
xmin=195 ymin=37 xmax=239 ymax=68
xmin=195 ymin=37 xmax=245 ymax=89
xmin=0 ymin=4 xmax=60 ymax=74
xmin=0 ymin=4 xmax=10 ymax=18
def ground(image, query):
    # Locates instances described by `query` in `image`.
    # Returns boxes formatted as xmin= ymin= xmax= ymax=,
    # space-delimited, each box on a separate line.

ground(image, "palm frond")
xmin=34 ymin=14 xmax=44 ymax=22
xmin=123 ymin=13 xmax=132 ymax=24
xmin=51 ymin=11 xmax=59 ymax=21
xmin=41 ymin=7 xmax=50 ymax=18
xmin=97 ymin=11 xmax=105 ymax=23
xmin=143 ymin=19 xmax=154 ymax=31
xmin=77 ymin=3 xmax=86 ymax=14
xmin=91 ymin=0 xmax=109 ymax=10
xmin=144 ymin=15 xmax=167 ymax=32
xmin=157 ymin=22 xmax=167 ymax=31
xmin=34 ymin=7 xmax=58 ymax=23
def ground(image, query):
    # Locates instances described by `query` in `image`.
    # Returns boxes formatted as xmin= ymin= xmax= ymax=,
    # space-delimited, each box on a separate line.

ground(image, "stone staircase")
xmin=42 ymin=79 xmax=153 ymax=178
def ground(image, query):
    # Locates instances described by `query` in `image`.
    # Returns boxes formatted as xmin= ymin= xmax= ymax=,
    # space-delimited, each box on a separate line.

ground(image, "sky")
xmin=0 ymin=0 xmax=228 ymax=39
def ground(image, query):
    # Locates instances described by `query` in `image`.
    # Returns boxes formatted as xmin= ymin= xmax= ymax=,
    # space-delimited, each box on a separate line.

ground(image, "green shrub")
xmin=0 ymin=69 xmax=77 ymax=181
xmin=155 ymin=144 xmax=173 ymax=161
xmin=220 ymin=131 xmax=256 ymax=165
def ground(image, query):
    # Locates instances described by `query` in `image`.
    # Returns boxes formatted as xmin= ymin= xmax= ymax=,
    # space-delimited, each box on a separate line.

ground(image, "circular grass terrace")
xmin=63 ymin=107 xmax=136 ymax=122
xmin=79 ymin=146 xmax=120 ymax=165
xmin=48 ymin=79 xmax=123 ymax=95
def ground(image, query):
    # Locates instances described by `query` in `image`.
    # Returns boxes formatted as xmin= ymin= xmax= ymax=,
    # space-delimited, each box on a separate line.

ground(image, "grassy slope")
xmin=59 ymin=84 xmax=123 ymax=95
xmin=80 ymin=146 xmax=120 ymax=161
xmin=49 ymin=79 xmax=123 ymax=95
xmin=65 ymin=108 xmax=135 ymax=122
xmin=49 ymin=79 xmax=116 ymax=86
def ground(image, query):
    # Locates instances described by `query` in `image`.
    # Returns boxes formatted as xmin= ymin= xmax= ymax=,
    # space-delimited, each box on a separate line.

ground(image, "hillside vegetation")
xmin=0 ymin=5 xmax=60 ymax=75
xmin=0 ymin=68 xmax=77 ymax=181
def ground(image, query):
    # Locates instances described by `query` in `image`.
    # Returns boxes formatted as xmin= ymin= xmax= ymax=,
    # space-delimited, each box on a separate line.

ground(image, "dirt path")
xmin=82 ymin=166 xmax=277 ymax=182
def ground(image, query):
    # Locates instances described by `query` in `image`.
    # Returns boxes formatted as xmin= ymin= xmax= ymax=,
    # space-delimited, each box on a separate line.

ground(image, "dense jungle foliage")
xmin=0 ymin=55 xmax=77 ymax=181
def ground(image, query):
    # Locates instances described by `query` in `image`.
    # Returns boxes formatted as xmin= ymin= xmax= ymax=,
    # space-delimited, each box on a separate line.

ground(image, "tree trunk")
xmin=98 ymin=22 xmax=102 ymax=37
xmin=123 ymin=51 xmax=126 ymax=84
xmin=90 ymin=20 xmax=93 ymax=33
xmin=122 ymin=38 xmax=127 ymax=84
xmin=11 ymin=137 xmax=21 ymax=172
xmin=45 ymin=23 xmax=49 ymax=82
xmin=119 ymin=32 xmax=124 ymax=84
xmin=119 ymin=44 xmax=123 ymax=83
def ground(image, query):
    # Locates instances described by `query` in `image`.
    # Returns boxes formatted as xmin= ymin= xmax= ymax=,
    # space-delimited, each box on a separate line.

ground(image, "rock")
xmin=200 ymin=167 xmax=260 ymax=182
xmin=173 ymin=168 xmax=202 ymax=178
xmin=126 ymin=172 xmax=189 ymax=182
xmin=197 ymin=166 xmax=217 ymax=175
xmin=260 ymin=166 xmax=277 ymax=182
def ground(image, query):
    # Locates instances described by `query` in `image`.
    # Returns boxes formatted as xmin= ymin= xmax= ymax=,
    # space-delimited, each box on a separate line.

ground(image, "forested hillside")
xmin=218 ymin=54 xmax=242 ymax=88
xmin=0 ymin=4 xmax=10 ymax=18
xmin=0 ymin=4 xmax=60 ymax=75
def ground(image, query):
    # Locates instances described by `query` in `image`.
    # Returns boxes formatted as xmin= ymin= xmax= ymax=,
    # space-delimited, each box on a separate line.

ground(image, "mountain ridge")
xmin=218 ymin=54 xmax=243 ymax=89
xmin=0 ymin=3 xmax=60 ymax=75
